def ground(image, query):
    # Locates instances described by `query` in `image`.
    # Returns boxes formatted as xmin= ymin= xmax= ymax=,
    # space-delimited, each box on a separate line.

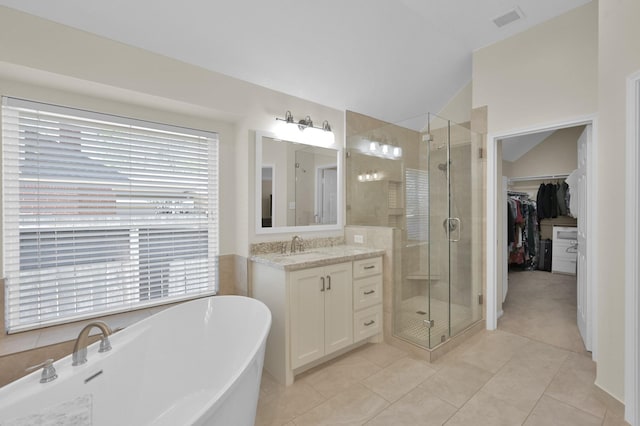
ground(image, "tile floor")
xmin=255 ymin=270 xmax=628 ymax=425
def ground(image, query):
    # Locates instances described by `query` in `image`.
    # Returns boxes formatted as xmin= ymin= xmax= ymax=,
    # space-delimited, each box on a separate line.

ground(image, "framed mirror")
xmin=255 ymin=131 xmax=343 ymax=234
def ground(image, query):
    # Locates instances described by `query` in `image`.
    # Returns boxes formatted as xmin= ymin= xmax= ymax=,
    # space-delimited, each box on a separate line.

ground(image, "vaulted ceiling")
xmin=0 ymin=0 xmax=591 ymax=125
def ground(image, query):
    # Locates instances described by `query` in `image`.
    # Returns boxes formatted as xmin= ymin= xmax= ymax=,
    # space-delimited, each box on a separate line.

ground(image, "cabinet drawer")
xmin=353 ymin=275 xmax=382 ymax=310
xmin=354 ymin=305 xmax=382 ymax=342
xmin=552 ymin=258 xmax=577 ymax=275
xmin=353 ymin=257 xmax=382 ymax=279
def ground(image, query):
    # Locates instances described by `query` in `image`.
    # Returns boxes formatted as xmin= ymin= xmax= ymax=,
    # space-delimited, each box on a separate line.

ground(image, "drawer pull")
xmin=364 ymin=265 xmax=376 ymax=270
xmin=364 ymin=320 xmax=375 ymax=326
xmin=364 ymin=290 xmax=375 ymax=295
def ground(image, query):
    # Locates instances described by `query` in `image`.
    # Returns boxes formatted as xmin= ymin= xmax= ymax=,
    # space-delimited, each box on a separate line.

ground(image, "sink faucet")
xmin=290 ymin=235 xmax=304 ymax=253
xmin=72 ymin=321 xmax=113 ymax=366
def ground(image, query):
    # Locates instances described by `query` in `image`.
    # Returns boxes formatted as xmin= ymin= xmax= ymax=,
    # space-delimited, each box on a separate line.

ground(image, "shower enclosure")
xmin=346 ymin=112 xmax=484 ymax=351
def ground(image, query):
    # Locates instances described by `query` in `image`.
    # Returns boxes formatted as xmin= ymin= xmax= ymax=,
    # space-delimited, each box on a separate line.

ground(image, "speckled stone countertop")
xmin=250 ymin=245 xmax=385 ymax=271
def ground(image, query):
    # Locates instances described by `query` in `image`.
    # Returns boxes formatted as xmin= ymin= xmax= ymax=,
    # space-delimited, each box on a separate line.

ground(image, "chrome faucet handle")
xmin=26 ymin=358 xmax=58 ymax=383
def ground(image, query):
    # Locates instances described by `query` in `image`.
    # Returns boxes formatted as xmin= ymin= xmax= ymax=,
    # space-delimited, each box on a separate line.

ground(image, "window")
xmin=2 ymin=98 xmax=219 ymax=333
xmin=405 ymin=168 xmax=429 ymax=241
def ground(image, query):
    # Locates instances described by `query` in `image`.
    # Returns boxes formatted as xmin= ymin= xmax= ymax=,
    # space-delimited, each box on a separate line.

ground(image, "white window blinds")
xmin=2 ymin=97 xmax=219 ymax=333
xmin=405 ymin=168 xmax=429 ymax=241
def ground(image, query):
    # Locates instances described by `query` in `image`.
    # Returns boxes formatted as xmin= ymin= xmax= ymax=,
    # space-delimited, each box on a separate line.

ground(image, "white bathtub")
xmin=0 ymin=295 xmax=272 ymax=426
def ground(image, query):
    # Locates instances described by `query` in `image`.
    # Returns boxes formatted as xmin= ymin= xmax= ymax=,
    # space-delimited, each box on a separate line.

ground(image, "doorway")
xmin=486 ymin=117 xmax=597 ymax=360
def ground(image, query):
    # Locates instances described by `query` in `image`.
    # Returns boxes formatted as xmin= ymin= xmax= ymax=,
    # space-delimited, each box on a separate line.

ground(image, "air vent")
xmin=493 ymin=7 xmax=524 ymax=28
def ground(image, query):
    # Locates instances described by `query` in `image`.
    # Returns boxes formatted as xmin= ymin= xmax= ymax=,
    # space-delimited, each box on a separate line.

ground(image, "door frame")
xmin=485 ymin=115 xmax=598 ymax=362
xmin=624 ymin=69 xmax=640 ymax=426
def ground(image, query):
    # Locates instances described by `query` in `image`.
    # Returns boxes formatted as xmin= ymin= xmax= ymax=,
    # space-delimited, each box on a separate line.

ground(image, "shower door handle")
xmin=447 ymin=217 xmax=461 ymax=242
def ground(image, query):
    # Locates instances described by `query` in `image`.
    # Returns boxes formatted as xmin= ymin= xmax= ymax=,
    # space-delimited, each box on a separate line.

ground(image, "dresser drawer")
xmin=353 ymin=275 xmax=382 ymax=310
xmin=353 ymin=305 xmax=382 ymax=342
xmin=552 ymin=257 xmax=577 ymax=275
xmin=353 ymin=257 xmax=382 ymax=279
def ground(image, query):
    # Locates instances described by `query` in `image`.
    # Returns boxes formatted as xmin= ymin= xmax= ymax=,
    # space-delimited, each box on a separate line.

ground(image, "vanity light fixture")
xmin=363 ymin=137 xmax=402 ymax=159
xmin=358 ymin=170 xmax=383 ymax=182
xmin=275 ymin=111 xmax=335 ymax=146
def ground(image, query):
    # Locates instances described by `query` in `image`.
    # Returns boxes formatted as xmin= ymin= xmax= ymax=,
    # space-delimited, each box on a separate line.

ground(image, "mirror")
xmin=256 ymin=131 xmax=342 ymax=234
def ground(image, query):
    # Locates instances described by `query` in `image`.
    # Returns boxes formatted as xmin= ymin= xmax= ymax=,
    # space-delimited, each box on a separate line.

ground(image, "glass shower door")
xmin=427 ymin=115 xmax=483 ymax=347
xmin=426 ymin=114 xmax=451 ymax=348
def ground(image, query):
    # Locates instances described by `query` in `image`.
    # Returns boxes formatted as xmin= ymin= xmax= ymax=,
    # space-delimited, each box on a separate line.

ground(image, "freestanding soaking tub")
xmin=0 ymin=295 xmax=272 ymax=426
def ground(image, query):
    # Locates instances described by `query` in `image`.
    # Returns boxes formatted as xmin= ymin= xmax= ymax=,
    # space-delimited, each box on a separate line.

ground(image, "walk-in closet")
xmin=497 ymin=125 xmax=589 ymax=354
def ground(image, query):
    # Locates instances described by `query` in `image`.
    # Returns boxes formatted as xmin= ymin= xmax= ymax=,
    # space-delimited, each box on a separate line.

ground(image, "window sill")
xmin=0 ymin=304 xmax=173 ymax=358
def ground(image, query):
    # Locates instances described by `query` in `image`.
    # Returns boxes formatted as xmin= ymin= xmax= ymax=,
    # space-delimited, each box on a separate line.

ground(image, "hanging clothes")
xmin=565 ymin=169 xmax=579 ymax=218
xmin=536 ymin=180 xmax=570 ymax=221
xmin=556 ymin=182 xmax=569 ymax=216
xmin=507 ymin=194 xmax=539 ymax=268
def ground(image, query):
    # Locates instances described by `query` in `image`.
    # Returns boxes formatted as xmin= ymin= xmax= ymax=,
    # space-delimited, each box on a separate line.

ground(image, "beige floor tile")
xmin=544 ymin=352 xmax=607 ymax=419
xmin=255 ymin=379 xmax=326 ymax=426
xmin=499 ymin=270 xmax=588 ymax=355
xmin=480 ymin=340 xmax=567 ymax=414
xmin=366 ymin=386 xmax=457 ymax=426
xmin=293 ymin=384 xmax=388 ymax=426
xmin=523 ymin=395 xmax=602 ymax=426
xmin=420 ymin=359 xmax=493 ymax=407
xmin=362 ymin=356 xmax=436 ymax=403
xmin=481 ymin=360 xmax=553 ymax=414
xmin=354 ymin=342 xmax=408 ymax=368
xmin=602 ymin=410 xmax=631 ymax=426
xmin=459 ymin=329 xmax=529 ymax=373
xmin=443 ymin=390 xmax=529 ymax=426
xmin=301 ymin=354 xmax=381 ymax=398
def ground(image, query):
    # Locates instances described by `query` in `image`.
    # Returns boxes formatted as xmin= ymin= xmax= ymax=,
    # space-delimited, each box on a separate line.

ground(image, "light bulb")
xmin=369 ymin=141 xmax=380 ymax=153
xmin=393 ymin=146 xmax=402 ymax=158
xmin=381 ymin=144 xmax=390 ymax=156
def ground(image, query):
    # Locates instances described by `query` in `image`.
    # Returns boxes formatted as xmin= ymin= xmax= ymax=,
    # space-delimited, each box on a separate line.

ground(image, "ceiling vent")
xmin=492 ymin=7 xmax=524 ymax=28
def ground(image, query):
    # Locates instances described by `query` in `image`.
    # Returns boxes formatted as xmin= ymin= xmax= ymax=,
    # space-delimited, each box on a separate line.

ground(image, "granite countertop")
xmin=250 ymin=245 xmax=385 ymax=271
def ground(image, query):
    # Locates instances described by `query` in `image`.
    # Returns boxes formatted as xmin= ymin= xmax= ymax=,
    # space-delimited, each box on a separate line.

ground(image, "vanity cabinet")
xmin=290 ymin=262 xmax=353 ymax=369
xmin=251 ymin=249 xmax=384 ymax=385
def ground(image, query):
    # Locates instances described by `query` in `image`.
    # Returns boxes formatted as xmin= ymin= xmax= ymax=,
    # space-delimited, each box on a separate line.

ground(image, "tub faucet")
xmin=26 ymin=358 xmax=58 ymax=383
xmin=290 ymin=235 xmax=304 ymax=253
xmin=72 ymin=321 xmax=113 ymax=366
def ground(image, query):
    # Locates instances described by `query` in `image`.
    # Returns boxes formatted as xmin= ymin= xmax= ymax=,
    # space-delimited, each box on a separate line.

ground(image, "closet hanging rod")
xmin=507 ymin=191 xmax=529 ymax=196
xmin=508 ymin=173 xmax=569 ymax=183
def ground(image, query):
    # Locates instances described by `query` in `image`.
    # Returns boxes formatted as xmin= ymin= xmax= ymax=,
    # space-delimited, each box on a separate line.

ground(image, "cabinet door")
xmin=323 ymin=262 xmax=354 ymax=354
xmin=290 ymin=266 xmax=325 ymax=369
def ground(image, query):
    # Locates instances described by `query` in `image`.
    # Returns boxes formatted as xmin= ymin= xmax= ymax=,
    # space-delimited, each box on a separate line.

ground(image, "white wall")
xmin=597 ymin=0 xmax=640 ymax=402
xmin=472 ymin=0 xmax=630 ymax=397
xmin=473 ymin=2 xmax=598 ymax=134
xmin=0 ymin=6 xmax=345 ymax=258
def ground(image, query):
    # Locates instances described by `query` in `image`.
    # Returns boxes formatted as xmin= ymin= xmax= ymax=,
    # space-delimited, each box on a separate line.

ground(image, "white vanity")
xmin=251 ymin=246 xmax=384 ymax=385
